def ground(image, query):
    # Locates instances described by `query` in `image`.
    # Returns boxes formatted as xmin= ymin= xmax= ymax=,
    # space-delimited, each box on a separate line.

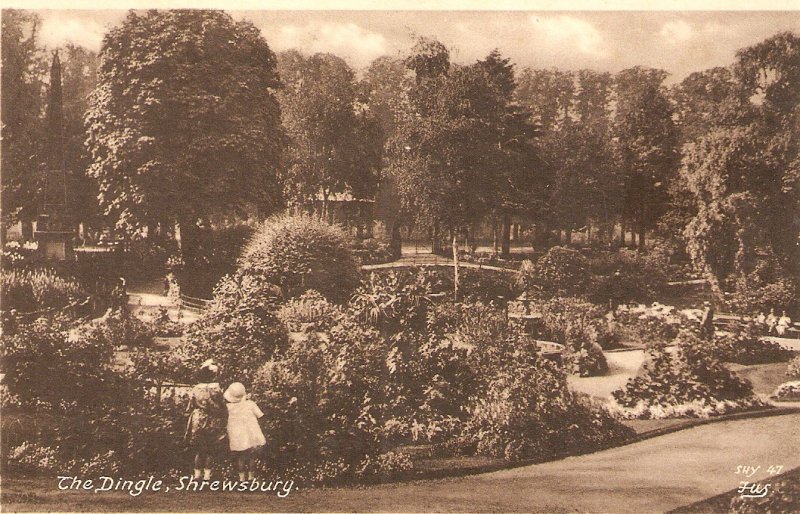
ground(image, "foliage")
xmin=6 ymin=441 xmax=63 ymax=474
xmin=710 ymin=323 xmax=794 ymax=365
xmin=611 ymin=330 xmax=756 ymax=418
xmin=350 ymin=270 xmax=433 ymax=335
xmin=277 ymin=290 xmax=344 ymax=333
xmin=239 ymin=213 xmax=361 ymax=304
xmin=613 ymin=66 xmax=680 ymax=250
xmin=178 ymin=224 xmax=255 ymax=298
xmin=536 ymin=297 xmax=609 ymax=376
xmin=355 ymin=451 xmax=414 ymax=479
xmin=515 ymin=68 xmax=618 ymax=242
xmin=589 ymin=249 xmax=670 ymax=304
xmin=149 ymin=307 xmax=184 ymax=338
xmin=526 ymin=247 xmax=592 ymax=297
xmin=459 ymin=359 xmax=633 ymax=461
xmin=85 ymin=9 xmax=284 ymax=238
xmin=125 ymin=235 xmax=178 ymax=279
xmin=181 ymin=272 xmax=288 ymax=385
xmin=727 ymin=260 xmax=799 ymax=315
xmin=351 ymin=237 xmax=395 ymax=265
xmin=0 ymin=319 xmax=118 ymax=411
xmin=788 ymin=355 xmax=800 ymax=379
xmin=86 ymin=309 xmax=155 ymax=348
xmin=613 ymin=303 xmax=683 ymax=347
xmin=250 ymin=319 xmax=385 ymax=482
xmin=1 ymin=267 xmax=87 ymax=312
xmin=1 ymin=9 xmax=45 ymax=228
xmin=277 ymin=51 xmax=381 ymax=207
xmin=681 ymin=33 xmax=800 ymax=306
xmin=771 ymin=381 xmax=800 ymax=401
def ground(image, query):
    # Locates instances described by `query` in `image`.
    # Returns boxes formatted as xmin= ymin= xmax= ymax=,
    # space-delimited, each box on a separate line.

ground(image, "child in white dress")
xmin=223 ymin=382 xmax=266 ymax=481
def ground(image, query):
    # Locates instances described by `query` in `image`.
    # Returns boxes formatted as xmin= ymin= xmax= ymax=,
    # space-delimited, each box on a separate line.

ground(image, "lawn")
xmin=728 ymin=361 xmax=792 ymax=397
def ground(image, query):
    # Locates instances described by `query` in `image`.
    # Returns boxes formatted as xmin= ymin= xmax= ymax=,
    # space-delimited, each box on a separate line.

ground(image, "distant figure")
xmin=700 ymin=301 xmax=715 ymax=341
xmin=609 ymin=269 xmax=623 ymax=311
xmin=111 ymin=277 xmax=128 ymax=312
xmin=766 ymin=308 xmax=778 ymax=335
xmin=777 ymin=311 xmax=792 ymax=336
xmin=754 ymin=311 xmax=767 ymax=335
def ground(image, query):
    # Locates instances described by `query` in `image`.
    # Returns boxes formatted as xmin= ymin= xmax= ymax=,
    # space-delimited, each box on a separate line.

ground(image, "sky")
xmin=26 ymin=8 xmax=800 ymax=83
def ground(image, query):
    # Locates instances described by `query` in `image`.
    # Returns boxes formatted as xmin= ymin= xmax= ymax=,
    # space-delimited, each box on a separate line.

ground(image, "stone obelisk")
xmin=35 ymin=51 xmax=75 ymax=260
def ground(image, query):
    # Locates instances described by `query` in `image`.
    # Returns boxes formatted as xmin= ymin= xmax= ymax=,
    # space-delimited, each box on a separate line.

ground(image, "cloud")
xmin=660 ymin=20 xmax=694 ymax=43
xmin=39 ymin=15 xmax=108 ymax=51
xmin=531 ymin=15 xmax=608 ymax=58
xmin=266 ymin=21 xmax=387 ymax=68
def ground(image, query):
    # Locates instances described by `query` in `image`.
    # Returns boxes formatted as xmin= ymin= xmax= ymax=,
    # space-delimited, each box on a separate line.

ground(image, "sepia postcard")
xmin=1 ymin=1 xmax=799 ymax=512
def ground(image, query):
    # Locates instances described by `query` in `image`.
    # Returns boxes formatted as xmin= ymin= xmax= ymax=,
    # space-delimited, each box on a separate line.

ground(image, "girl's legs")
xmin=247 ymin=453 xmax=255 ymax=481
xmin=193 ymin=452 xmax=202 ymax=479
xmin=237 ymin=453 xmax=247 ymax=481
xmin=203 ymin=453 xmax=212 ymax=481
xmin=194 ymin=451 xmax=213 ymax=480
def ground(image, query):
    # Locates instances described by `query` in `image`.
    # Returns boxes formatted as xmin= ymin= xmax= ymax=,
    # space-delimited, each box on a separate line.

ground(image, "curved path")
xmin=6 ymin=413 xmax=799 ymax=512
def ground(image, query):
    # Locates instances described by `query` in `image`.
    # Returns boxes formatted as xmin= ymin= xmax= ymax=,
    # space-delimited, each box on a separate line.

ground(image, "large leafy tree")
xmin=361 ymin=56 xmax=413 ymax=255
xmin=277 ymin=51 xmax=381 ymax=216
xmin=85 ymin=10 xmax=284 ymax=250
xmin=387 ymin=40 xmax=515 ymax=297
xmin=59 ymin=44 xmax=100 ymax=227
xmin=472 ymin=50 xmax=541 ymax=257
xmin=682 ymin=32 xmax=800 ymax=309
xmin=613 ymin=66 xmax=680 ymax=251
xmin=1 ymin=10 xmax=46 ymax=239
xmin=515 ymin=68 xmax=617 ymax=247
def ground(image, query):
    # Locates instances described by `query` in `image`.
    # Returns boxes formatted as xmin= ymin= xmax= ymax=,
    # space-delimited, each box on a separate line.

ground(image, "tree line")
xmin=2 ymin=9 xmax=797 ymax=305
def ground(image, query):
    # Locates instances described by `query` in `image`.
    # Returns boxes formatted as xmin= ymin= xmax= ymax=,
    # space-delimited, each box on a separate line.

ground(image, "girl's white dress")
xmin=226 ymin=399 xmax=266 ymax=451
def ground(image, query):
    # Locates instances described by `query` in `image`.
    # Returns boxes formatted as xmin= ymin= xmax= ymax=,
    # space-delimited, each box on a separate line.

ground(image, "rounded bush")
xmin=523 ymin=246 xmax=591 ymax=297
xmin=239 ymin=213 xmax=361 ymax=303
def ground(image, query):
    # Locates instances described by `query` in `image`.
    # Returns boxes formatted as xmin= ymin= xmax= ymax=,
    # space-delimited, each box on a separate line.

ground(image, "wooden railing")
xmin=179 ymin=294 xmax=212 ymax=314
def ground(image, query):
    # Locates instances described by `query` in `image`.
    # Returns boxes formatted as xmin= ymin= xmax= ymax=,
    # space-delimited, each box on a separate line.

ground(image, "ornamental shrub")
xmin=0 ymin=318 xmax=118 ymax=411
xmin=351 ymin=237 xmax=394 ymax=265
xmin=536 ymin=297 xmax=609 ymax=376
xmin=788 ymin=355 xmax=800 ymax=379
xmin=181 ymin=272 xmax=289 ymax=384
xmin=611 ymin=330 xmax=756 ymax=418
xmin=250 ymin=317 xmax=385 ymax=482
xmin=712 ymin=322 xmax=794 ymax=365
xmin=589 ymin=249 xmax=670 ymax=305
xmin=0 ymin=268 xmax=87 ymax=312
xmin=277 ymin=290 xmax=344 ymax=332
xmin=526 ymin=246 xmax=592 ymax=297
xmin=239 ymin=213 xmax=361 ymax=303
xmin=85 ymin=309 xmax=155 ymax=348
xmin=460 ymin=358 xmax=633 ymax=461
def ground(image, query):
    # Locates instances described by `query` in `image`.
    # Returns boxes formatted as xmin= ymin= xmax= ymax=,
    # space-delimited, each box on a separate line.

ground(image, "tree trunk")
xmin=432 ymin=221 xmax=442 ymax=254
xmin=21 ymin=219 xmax=33 ymax=241
xmin=492 ymin=217 xmax=498 ymax=255
xmin=390 ymin=220 xmax=402 ymax=260
xmin=452 ymin=231 xmax=459 ymax=302
xmin=638 ymin=200 xmax=646 ymax=252
xmin=620 ymin=222 xmax=626 ymax=248
xmin=638 ymin=223 xmax=646 ymax=252
xmin=321 ymin=190 xmax=329 ymax=222
xmin=566 ymin=229 xmax=572 ymax=246
xmin=501 ymin=213 xmax=511 ymax=258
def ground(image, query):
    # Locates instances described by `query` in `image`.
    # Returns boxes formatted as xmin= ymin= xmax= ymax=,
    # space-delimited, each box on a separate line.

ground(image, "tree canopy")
xmin=85 ymin=9 xmax=285 ymax=237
